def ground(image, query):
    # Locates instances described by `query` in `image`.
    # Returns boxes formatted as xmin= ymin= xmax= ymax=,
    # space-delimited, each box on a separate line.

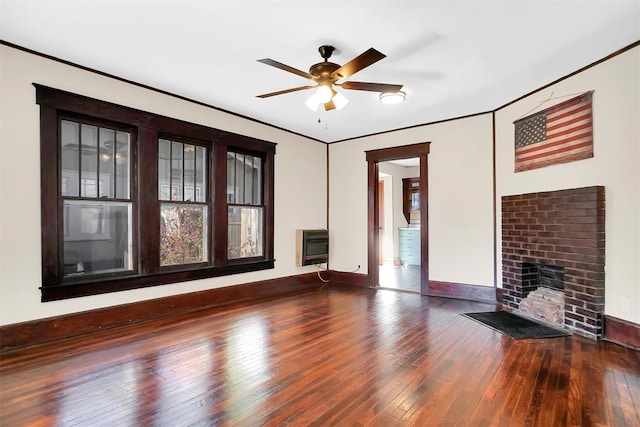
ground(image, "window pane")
xmin=115 ymin=131 xmax=130 ymax=199
xmin=171 ymin=141 xmax=183 ymax=201
xmin=63 ymin=200 xmax=132 ymax=277
xmin=160 ymin=204 xmax=208 ymax=266
xmin=226 ymin=151 xmax=262 ymax=206
xmin=196 ymin=146 xmax=206 ymax=202
xmin=81 ymin=206 xmax=103 ymax=234
xmin=158 ymin=139 xmax=171 ymax=200
xmin=228 ymin=206 xmax=263 ymax=259
xmin=244 ymin=155 xmax=254 ymax=204
xmin=234 ymin=154 xmax=245 ymax=204
xmin=184 ymin=144 xmax=195 ymax=201
xmin=99 ymin=128 xmax=115 ymax=198
xmin=61 ymin=120 xmax=79 ymax=197
xmin=253 ymin=157 xmax=262 ymax=205
xmin=227 ymin=152 xmax=236 ymax=203
xmin=80 ymin=124 xmax=98 ymax=197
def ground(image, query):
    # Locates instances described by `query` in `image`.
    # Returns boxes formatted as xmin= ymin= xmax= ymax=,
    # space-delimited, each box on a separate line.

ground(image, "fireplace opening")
xmin=536 ymin=264 xmax=564 ymax=291
xmin=520 ymin=263 xmax=565 ymax=293
xmin=519 ymin=262 xmax=565 ymax=328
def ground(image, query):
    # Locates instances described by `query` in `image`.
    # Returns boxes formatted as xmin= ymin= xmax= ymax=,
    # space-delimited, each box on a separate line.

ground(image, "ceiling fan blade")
xmin=324 ymin=99 xmax=336 ymax=111
xmin=256 ymin=85 xmax=315 ymax=98
xmin=257 ymin=58 xmax=316 ymax=80
xmin=332 ymin=48 xmax=386 ymax=80
xmin=340 ymin=81 xmax=403 ymax=93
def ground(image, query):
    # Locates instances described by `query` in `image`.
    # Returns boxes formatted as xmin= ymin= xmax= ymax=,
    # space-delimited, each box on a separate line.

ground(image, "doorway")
xmin=378 ymin=160 xmax=421 ymax=292
xmin=365 ymin=142 xmax=431 ymax=294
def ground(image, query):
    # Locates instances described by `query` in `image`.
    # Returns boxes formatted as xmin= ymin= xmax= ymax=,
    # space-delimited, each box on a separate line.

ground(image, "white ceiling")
xmin=1 ymin=1 xmax=638 ymax=143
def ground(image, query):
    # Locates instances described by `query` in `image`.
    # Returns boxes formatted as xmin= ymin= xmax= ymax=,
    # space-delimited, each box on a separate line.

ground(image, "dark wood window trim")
xmin=36 ymin=84 xmax=276 ymax=301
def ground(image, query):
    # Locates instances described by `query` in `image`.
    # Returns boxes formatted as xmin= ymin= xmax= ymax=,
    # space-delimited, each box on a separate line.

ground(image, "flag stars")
xmin=516 ymin=115 xmax=546 ymax=147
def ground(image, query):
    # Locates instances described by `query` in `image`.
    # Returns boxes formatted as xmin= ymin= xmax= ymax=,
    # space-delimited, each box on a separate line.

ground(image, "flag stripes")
xmin=514 ymin=92 xmax=593 ymax=172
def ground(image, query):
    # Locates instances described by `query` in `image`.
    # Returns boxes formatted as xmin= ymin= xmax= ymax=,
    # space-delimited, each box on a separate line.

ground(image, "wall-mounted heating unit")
xmin=296 ymin=229 xmax=329 ymax=266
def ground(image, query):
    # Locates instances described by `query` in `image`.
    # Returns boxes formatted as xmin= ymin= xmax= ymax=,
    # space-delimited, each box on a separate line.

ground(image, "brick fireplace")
xmin=501 ymin=186 xmax=605 ymax=339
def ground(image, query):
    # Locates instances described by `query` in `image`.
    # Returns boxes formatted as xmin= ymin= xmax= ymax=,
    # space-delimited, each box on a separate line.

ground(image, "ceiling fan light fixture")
xmin=379 ymin=91 xmax=406 ymax=105
xmin=305 ymin=93 xmax=321 ymax=111
xmin=316 ymin=84 xmax=333 ymax=103
xmin=257 ymin=45 xmax=404 ymax=112
xmin=333 ymin=92 xmax=349 ymax=110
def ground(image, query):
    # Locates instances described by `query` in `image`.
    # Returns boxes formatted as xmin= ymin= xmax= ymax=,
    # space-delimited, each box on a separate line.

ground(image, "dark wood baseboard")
xmin=328 ymin=272 xmax=498 ymax=304
xmin=604 ymin=315 xmax=640 ymax=350
xmin=0 ymin=272 xmax=322 ymax=351
xmin=428 ymin=281 xmax=498 ymax=303
xmin=328 ymin=270 xmax=370 ymax=287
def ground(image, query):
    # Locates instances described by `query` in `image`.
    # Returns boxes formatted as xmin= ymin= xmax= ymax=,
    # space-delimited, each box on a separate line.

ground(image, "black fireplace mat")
xmin=461 ymin=311 xmax=570 ymax=339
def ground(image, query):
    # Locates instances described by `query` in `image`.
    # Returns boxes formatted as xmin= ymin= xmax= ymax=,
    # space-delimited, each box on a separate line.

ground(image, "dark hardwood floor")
xmin=1 ymin=286 xmax=639 ymax=426
xmin=379 ymin=263 xmax=420 ymax=292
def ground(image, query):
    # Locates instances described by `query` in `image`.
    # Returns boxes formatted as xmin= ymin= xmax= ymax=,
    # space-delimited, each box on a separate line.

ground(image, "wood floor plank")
xmin=1 ymin=287 xmax=639 ymax=426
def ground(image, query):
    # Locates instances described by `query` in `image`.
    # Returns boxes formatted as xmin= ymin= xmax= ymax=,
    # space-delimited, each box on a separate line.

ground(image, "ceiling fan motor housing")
xmin=309 ymin=62 xmax=340 ymax=80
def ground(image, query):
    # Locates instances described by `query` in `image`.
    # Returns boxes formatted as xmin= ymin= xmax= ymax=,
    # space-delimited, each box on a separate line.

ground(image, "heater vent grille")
xmin=296 ymin=229 xmax=329 ymax=266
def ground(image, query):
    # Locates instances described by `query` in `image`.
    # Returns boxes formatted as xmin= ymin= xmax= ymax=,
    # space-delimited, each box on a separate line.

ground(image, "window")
xmin=227 ymin=152 xmax=263 ymax=259
xmin=59 ymin=118 xmax=133 ymax=277
xmin=36 ymin=84 xmax=275 ymax=301
xmin=158 ymin=139 xmax=208 ymax=267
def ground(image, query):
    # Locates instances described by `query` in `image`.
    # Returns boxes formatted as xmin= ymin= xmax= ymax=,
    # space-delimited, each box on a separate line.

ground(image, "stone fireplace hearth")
xmin=501 ymin=186 xmax=605 ymax=339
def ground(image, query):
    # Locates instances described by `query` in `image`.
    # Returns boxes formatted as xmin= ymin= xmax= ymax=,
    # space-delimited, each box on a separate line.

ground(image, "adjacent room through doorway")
xmin=378 ymin=157 xmax=421 ymax=292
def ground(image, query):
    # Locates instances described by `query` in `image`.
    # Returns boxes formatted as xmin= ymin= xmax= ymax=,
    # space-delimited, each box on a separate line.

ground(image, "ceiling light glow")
xmin=305 ymin=94 xmax=321 ymax=111
xmin=333 ymin=92 xmax=349 ymax=110
xmin=316 ymin=85 xmax=333 ymax=103
xmin=379 ymin=91 xmax=406 ymax=105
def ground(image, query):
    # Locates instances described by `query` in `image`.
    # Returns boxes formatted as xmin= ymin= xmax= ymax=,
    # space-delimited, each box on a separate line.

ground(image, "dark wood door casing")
xmin=365 ymin=142 xmax=431 ymax=293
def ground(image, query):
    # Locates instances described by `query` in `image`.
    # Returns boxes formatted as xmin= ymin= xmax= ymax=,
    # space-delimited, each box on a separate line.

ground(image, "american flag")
xmin=514 ymin=92 xmax=593 ymax=172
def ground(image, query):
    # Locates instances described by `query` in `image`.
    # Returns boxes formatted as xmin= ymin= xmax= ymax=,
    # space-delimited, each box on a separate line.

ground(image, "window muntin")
xmin=60 ymin=118 xmax=133 ymax=278
xmin=227 ymin=152 xmax=264 ymax=259
xmin=158 ymin=139 xmax=208 ymax=267
xmin=61 ymin=120 xmax=130 ymax=199
xmin=158 ymin=139 xmax=206 ymax=202
xmin=227 ymin=152 xmax=262 ymax=205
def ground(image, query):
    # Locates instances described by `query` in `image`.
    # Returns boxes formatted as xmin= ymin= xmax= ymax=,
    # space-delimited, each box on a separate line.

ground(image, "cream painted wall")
xmin=0 ymin=45 xmax=327 ymax=326
xmin=328 ymin=114 xmax=494 ymax=287
xmin=495 ymin=46 xmax=640 ymax=324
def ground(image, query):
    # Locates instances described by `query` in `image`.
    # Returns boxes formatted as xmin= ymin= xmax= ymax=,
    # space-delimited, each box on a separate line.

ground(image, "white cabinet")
xmin=398 ymin=228 xmax=420 ymax=265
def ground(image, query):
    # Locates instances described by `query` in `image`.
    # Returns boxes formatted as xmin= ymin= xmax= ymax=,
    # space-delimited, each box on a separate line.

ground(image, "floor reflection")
xmin=379 ymin=262 xmax=420 ymax=292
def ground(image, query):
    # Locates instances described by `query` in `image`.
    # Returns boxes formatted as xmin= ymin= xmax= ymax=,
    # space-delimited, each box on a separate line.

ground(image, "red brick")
xmin=545 ymin=224 xmax=564 ymax=231
xmin=566 ymin=312 xmax=586 ymax=322
xmin=575 ymin=307 xmax=598 ymax=318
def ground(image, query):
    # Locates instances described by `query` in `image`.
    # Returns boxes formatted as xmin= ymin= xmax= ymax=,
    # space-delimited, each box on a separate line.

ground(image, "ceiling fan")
xmin=256 ymin=45 xmax=404 ymax=111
